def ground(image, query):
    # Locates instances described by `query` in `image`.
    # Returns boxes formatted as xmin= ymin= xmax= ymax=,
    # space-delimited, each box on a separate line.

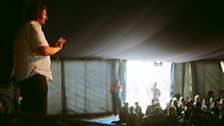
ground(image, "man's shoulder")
xmin=26 ymin=20 xmax=40 ymax=29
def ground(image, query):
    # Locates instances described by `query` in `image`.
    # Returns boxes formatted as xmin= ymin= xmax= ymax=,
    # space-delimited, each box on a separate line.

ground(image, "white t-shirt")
xmin=13 ymin=20 xmax=52 ymax=81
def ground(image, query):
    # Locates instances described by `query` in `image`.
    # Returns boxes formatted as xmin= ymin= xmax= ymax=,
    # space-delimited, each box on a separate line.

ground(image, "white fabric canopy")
xmin=42 ymin=0 xmax=224 ymax=63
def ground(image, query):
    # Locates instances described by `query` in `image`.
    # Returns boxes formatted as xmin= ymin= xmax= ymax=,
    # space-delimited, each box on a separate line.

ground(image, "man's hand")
xmin=55 ymin=37 xmax=66 ymax=49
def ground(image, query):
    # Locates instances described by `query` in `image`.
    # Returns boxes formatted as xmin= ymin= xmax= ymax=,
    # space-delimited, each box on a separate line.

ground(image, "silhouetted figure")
xmin=127 ymin=106 xmax=138 ymax=126
xmin=140 ymin=106 xmax=164 ymax=126
xmin=135 ymin=102 xmax=144 ymax=123
xmin=110 ymin=80 xmax=123 ymax=115
xmin=151 ymin=82 xmax=161 ymax=104
xmin=189 ymin=102 xmax=206 ymax=126
xmin=119 ymin=102 xmax=129 ymax=123
xmin=165 ymin=106 xmax=180 ymax=126
xmin=219 ymin=98 xmax=224 ymax=126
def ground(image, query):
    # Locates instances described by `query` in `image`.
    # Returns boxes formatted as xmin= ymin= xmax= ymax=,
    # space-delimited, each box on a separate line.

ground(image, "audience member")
xmin=178 ymin=96 xmax=186 ymax=113
xmin=145 ymin=104 xmax=153 ymax=116
xmin=171 ymin=97 xmax=182 ymax=117
xmin=210 ymin=98 xmax=220 ymax=116
xmin=219 ymin=89 xmax=224 ymax=99
xmin=140 ymin=105 xmax=164 ymax=126
xmin=165 ymin=106 xmax=180 ymax=126
xmin=219 ymin=98 xmax=224 ymax=126
xmin=189 ymin=102 xmax=206 ymax=126
xmin=135 ymin=102 xmax=144 ymax=123
xmin=206 ymin=90 xmax=215 ymax=101
xmin=127 ymin=106 xmax=138 ymax=126
xmin=119 ymin=102 xmax=129 ymax=123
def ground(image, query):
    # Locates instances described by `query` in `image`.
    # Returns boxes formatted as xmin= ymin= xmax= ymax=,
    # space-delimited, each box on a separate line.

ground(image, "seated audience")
xmin=140 ymin=105 xmax=164 ymax=126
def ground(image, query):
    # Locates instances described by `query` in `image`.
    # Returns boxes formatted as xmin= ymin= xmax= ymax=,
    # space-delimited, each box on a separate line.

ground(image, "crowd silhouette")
xmin=114 ymin=89 xmax=224 ymax=126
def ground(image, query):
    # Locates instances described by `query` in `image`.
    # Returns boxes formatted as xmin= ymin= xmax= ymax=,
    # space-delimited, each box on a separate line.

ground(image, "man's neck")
xmin=36 ymin=19 xmax=43 ymax=26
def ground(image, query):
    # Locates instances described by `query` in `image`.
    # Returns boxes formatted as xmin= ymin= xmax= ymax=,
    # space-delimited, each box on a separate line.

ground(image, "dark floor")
xmin=0 ymin=113 xmax=123 ymax=126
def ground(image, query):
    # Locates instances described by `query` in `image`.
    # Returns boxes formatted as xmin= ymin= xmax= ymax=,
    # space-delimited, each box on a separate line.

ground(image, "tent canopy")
xmin=41 ymin=0 xmax=224 ymax=63
xmin=2 ymin=0 xmax=224 ymax=83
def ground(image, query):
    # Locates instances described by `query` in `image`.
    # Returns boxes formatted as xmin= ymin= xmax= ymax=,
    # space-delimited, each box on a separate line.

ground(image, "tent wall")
xmin=172 ymin=60 xmax=224 ymax=99
xmin=48 ymin=59 xmax=126 ymax=115
xmin=194 ymin=61 xmax=224 ymax=98
xmin=48 ymin=61 xmax=62 ymax=115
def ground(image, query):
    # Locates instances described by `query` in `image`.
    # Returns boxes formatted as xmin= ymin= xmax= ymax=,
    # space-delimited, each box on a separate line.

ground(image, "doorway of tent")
xmin=126 ymin=61 xmax=172 ymax=113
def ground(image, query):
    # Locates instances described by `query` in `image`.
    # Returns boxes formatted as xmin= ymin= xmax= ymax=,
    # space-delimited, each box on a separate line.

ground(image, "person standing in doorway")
xmin=13 ymin=3 xmax=66 ymax=115
xmin=151 ymin=82 xmax=161 ymax=104
xmin=110 ymin=80 xmax=123 ymax=115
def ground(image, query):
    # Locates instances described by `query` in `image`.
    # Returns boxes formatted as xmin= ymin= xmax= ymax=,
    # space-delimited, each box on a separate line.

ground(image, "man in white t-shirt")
xmin=13 ymin=3 xmax=66 ymax=115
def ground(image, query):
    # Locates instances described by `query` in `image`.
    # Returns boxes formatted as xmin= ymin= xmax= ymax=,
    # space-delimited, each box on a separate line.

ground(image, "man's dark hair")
xmin=24 ymin=3 xmax=47 ymax=22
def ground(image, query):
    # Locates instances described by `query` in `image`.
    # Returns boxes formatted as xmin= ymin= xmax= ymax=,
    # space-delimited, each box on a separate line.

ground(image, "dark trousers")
xmin=112 ymin=94 xmax=121 ymax=115
xmin=17 ymin=74 xmax=48 ymax=115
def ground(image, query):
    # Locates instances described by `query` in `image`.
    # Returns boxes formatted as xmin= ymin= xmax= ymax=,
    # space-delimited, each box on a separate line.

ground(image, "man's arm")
xmin=33 ymin=37 xmax=66 ymax=56
xmin=33 ymin=46 xmax=61 ymax=56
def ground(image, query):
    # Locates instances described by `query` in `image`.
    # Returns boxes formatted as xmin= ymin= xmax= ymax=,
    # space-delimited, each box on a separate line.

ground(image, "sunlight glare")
xmin=126 ymin=60 xmax=171 ymax=113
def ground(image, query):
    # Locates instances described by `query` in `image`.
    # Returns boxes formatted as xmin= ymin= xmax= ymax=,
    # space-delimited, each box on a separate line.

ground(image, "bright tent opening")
xmin=126 ymin=61 xmax=172 ymax=113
